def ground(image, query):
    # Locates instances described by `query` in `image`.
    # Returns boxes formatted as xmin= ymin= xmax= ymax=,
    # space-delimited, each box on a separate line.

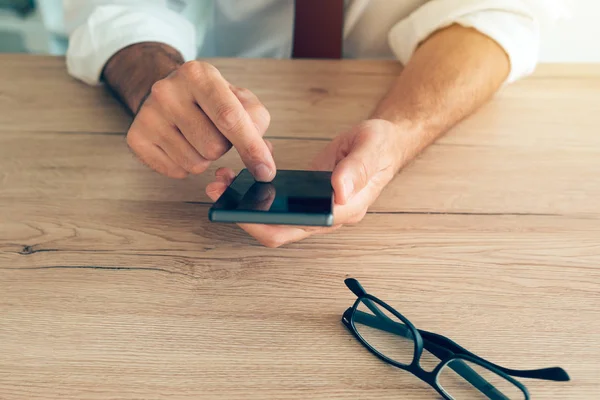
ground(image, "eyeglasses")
xmin=341 ymin=278 xmax=570 ymax=400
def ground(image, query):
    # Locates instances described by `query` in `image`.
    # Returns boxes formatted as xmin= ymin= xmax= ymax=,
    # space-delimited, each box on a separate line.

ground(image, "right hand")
xmin=126 ymin=61 xmax=276 ymax=181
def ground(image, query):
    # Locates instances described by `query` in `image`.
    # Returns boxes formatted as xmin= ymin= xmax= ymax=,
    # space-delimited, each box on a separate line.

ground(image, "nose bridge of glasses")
xmin=409 ymin=363 xmax=438 ymax=384
xmin=351 ymin=309 xmax=515 ymax=399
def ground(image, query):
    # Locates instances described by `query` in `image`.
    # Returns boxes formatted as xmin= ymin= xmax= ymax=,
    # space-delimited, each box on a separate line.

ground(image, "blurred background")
xmin=0 ymin=0 xmax=598 ymax=62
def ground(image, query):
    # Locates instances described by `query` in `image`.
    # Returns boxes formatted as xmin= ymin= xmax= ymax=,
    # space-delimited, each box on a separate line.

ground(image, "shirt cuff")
xmin=66 ymin=5 xmax=197 ymax=86
xmin=387 ymin=0 xmax=555 ymax=84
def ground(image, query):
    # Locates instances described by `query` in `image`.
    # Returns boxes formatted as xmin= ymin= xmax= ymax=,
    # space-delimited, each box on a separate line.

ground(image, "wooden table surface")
xmin=1 ymin=55 xmax=599 ymax=399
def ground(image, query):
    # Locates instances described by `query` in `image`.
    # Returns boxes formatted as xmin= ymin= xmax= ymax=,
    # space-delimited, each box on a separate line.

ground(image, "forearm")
xmin=373 ymin=24 xmax=510 ymax=168
xmin=101 ymin=42 xmax=185 ymax=114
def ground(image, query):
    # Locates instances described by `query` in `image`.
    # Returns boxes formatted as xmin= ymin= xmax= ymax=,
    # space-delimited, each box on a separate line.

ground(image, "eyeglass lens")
xmin=353 ymin=299 xmax=415 ymax=366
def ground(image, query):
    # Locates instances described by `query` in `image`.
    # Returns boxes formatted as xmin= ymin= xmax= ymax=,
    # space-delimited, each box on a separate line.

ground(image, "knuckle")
xmin=170 ymin=152 xmax=196 ymax=172
xmin=190 ymin=162 xmax=209 ymax=174
xmin=125 ymin=128 xmax=190 ymax=180
xmin=167 ymin=167 xmax=188 ymax=179
xmin=242 ymin=139 xmax=265 ymax=160
xmin=179 ymin=61 xmax=219 ymax=82
xmin=149 ymin=79 xmax=172 ymax=104
xmin=215 ymin=103 xmax=245 ymax=133
xmin=200 ymin=62 xmax=220 ymax=77
xmin=126 ymin=129 xmax=142 ymax=150
xmin=234 ymin=86 xmax=251 ymax=97
xmin=203 ymin=140 xmax=230 ymax=161
xmin=178 ymin=61 xmax=202 ymax=79
xmin=172 ymin=155 xmax=190 ymax=170
xmin=136 ymin=108 xmax=160 ymax=130
xmin=155 ymin=126 xmax=174 ymax=143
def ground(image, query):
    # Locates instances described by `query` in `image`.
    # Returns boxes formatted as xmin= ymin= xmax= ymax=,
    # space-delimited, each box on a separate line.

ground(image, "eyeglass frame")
xmin=341 ymin=278 xmax=570 ymax=400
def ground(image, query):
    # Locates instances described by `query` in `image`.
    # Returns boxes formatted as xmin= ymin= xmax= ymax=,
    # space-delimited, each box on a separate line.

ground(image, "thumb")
xmin=331 ymin=142 xmax=378 ymax=205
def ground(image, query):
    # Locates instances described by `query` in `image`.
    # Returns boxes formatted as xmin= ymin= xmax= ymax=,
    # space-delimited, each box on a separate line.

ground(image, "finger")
xmin=331 ymin=141 xmax=379 ymax=205
xmin=215 ymin=167 xmax=236 ymax=181
xmin=207 ymin=169 xmax=236 ymax=199
xmin=135 ymin=104 xmax=210 ymax=174
xmin=169 ymin=100 xmax=232 ymax=162
xmin=239 ymin=221 xmax=341 ymax=247
xmin=155 ymin=123 xmax=211 ymax=175
xmin=206 ymin=181 xmax=228 ymax=200
xmin=331 ymin=200 xmax=368 ymax=225
xmin=127 ymin=119 xmax=190 ymax=178
xmin=206 ymin=181 xmax=228 ymax=202
xmin=294 ymin=224 xmax=342 ymax=234
xmin=190 ymin=67 xmax=276 ymax=181
xmin=214 ymin=174 xmax=231 ymax=184
xmin=131 ymin=139 xmax=189 ymax=179
xmin=231 ymin=86 xmax=271 ymax=135
xmin=149 ymin=77 xmax=232 ymax=164
xmin=237 ymin=223 xmax=312 ymax=248
xmin=329 ymin=178 xmax=387 ymax=226
xmin=264 ymin=139 xmax=274 ymax=155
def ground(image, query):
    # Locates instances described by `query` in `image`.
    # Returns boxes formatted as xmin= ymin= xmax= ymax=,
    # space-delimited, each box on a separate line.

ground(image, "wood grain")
xmin=0 ymin=55 xmax=399 ymax=136
xmin=1 ymin=199 xmax=599 ymax=399
xmin=1 ymin=55 xmax=599 ymax=399
xmin=1 ymin=130 xmax=600 ymax=216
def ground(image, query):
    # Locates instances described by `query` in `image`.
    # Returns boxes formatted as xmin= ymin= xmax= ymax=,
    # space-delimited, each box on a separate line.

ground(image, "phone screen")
xmin=209 ymin=169 xmax=334 ymax=226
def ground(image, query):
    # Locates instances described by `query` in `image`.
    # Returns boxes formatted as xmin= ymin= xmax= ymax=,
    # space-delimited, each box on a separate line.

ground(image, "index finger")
xmin=188 ymin=64 xmax=276 ymax=181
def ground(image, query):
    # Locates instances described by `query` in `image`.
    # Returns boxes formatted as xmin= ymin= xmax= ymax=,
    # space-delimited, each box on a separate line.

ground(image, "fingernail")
xmin=343 ymin=178 xmax=354 ymax=201
xmin=254 ymin=163 xmax=274 ymax=182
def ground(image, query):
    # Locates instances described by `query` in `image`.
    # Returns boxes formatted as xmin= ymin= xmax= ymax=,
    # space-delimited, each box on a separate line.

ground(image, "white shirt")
xmin=43 ymin=0 xmax=568 ymax=86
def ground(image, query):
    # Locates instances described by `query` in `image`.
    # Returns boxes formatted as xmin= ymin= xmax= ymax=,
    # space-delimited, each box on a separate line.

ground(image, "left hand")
xmin=206 ymin=119 xmax=405 ymax=247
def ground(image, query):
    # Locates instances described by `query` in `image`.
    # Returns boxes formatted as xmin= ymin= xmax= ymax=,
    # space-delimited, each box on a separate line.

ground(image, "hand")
xmin=206 ymin=119 xmax=405 ymax=247
xmin=126 ymin=60 xmax=276 ymax=181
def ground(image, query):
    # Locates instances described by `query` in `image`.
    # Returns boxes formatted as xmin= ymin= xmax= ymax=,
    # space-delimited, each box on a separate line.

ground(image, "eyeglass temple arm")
xmin=352 ymin=311 xmax=510 ymax=400
xmin=447 ymin=361 xmax=512 ymax=400
xmin=352 ymin=309 xmax=569 ymax=382
xmin=419 ymin=330 xmax=569 ymax=382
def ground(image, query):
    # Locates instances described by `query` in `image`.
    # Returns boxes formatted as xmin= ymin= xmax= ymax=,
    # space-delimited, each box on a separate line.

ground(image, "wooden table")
xmin=1 ymin=55 xmax=599 ymax=399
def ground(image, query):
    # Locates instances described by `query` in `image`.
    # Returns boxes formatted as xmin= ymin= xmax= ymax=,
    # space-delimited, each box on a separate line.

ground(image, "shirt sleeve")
xmin=387 ymin=0 xmax=569 ymax=84
xmin=65 ymin=3 xmax=197 ymax=86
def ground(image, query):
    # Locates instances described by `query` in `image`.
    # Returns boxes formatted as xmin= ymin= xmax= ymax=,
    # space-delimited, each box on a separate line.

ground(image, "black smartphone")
xmin=208 ymin=169 xmax=334 ymax=226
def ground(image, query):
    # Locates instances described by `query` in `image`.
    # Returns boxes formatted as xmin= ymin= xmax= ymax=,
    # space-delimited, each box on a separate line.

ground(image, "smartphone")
xmin=208 ymin=169 xmax=334 ymax=226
